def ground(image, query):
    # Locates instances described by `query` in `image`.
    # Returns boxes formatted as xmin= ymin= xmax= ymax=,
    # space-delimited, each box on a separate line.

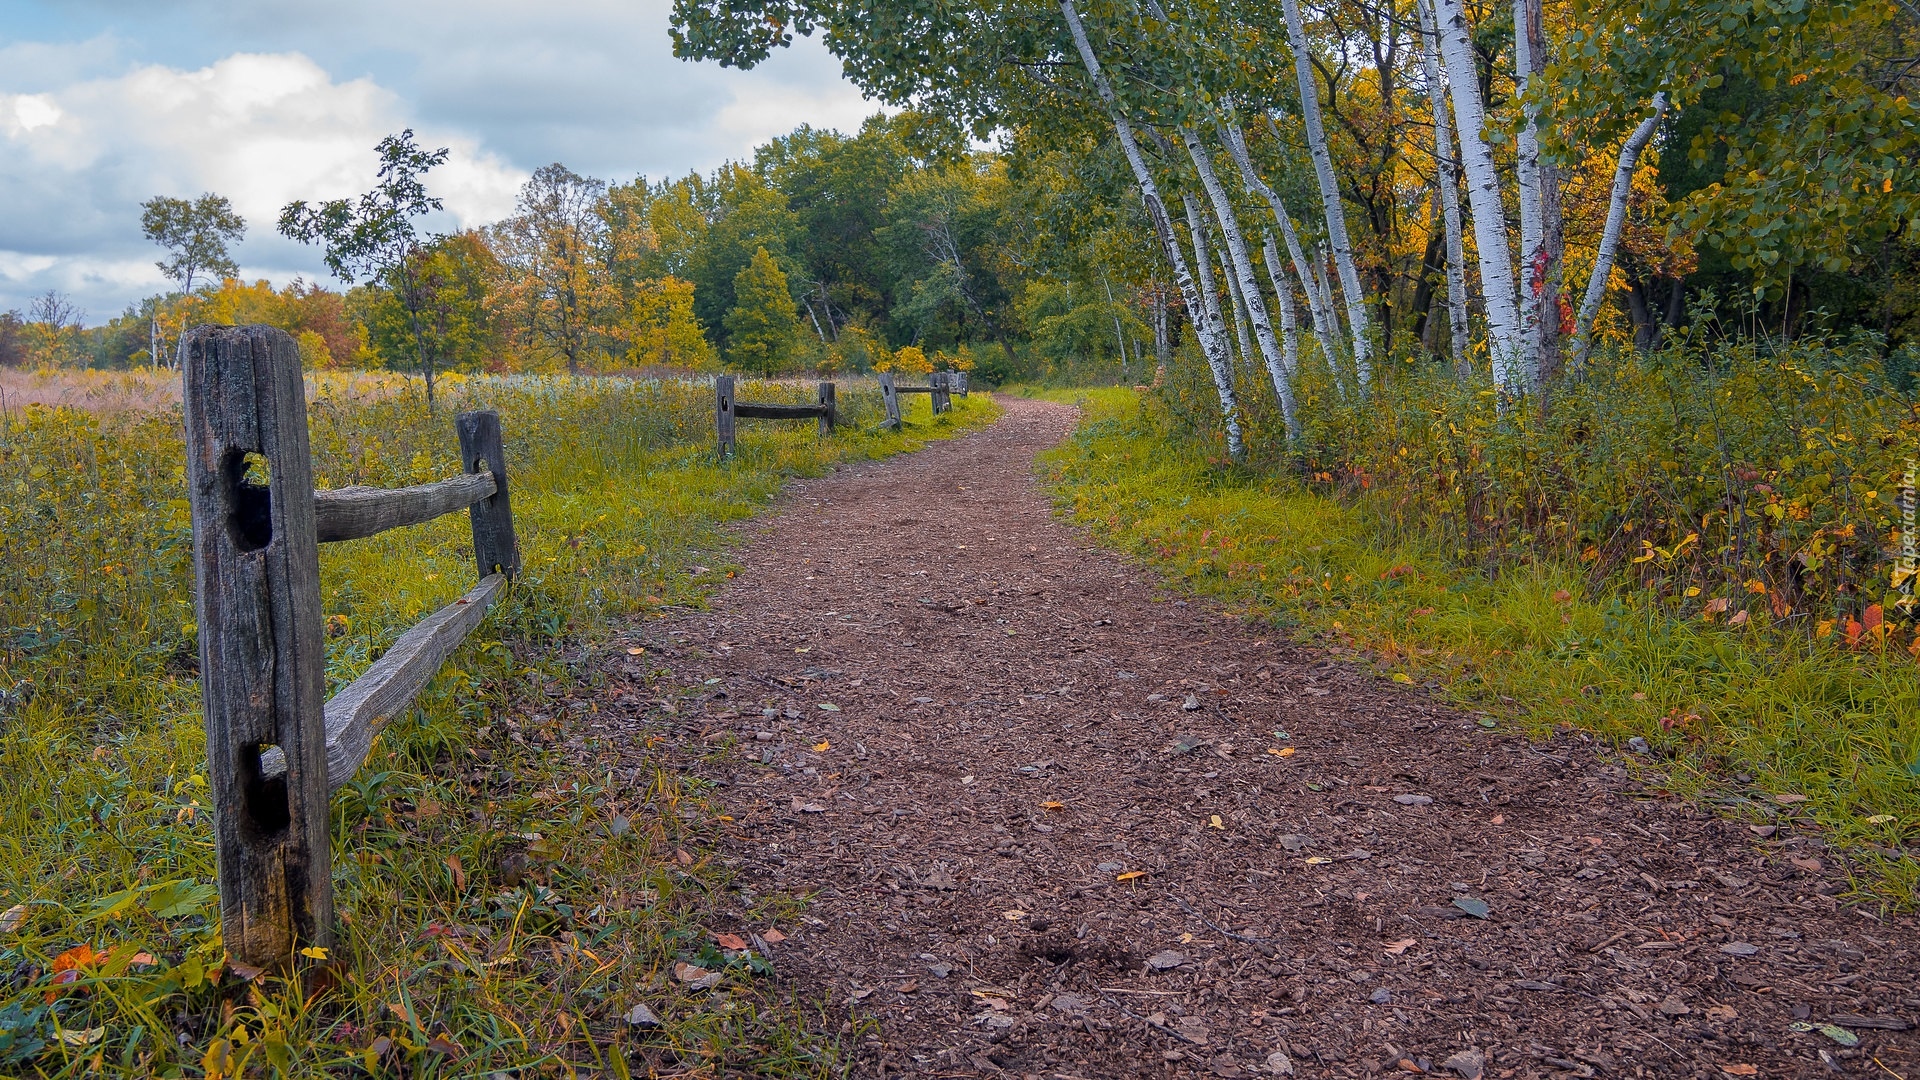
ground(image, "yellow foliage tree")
xmin=621 ymin=276 xmax=716 ymax=370
xmin=879 ymin=343 xmax=931 ymax=375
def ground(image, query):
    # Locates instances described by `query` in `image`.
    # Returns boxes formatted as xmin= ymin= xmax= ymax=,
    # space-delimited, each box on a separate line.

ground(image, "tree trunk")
xmin=1183 ymin=193 xmax=1229 ymax=363
xmin=1060 ymin=0 xmax=1243 ymax=457
xmin=1570 ymin=92 xmax=1667 ymax=370
xmin=1280 ymin=0 xmax=1373 ymax=388
xmin=1183 ymin=126 xmax=1298 ymax=436
xmin=1221 ymin=120 xmax=1340 ymax=368
xmin=1417 ymin=0 xmax=1473 ymax=378
xmin=1514 ymin=0 xmax=1543 ymax=365
xmin=1263 ymin=233 xmax=1304 ymax=397
xmin=1430 ymin=0 xmax=1525 ymax=389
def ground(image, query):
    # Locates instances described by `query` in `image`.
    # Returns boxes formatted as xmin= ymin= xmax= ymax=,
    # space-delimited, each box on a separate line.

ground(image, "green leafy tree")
xmin=367 ymin=232 xmax=501 ymax=376
xmin=724 ymin=246 xmax=803 ymax=373
xmin=139 ymin=192 xmax=246 ymax=367
xmin=278 ymin=130 xmax=453 ymax=408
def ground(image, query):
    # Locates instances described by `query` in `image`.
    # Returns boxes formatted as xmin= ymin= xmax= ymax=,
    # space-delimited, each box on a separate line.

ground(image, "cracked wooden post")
xmin=181 ymin=324 xmax=332 ymax=970
xmin=817 ymin=381 xmax=836 ymax=436
xmin=456 ymin=409 xmax=519 ymax=580
xmin=879 ymin=371 xmax=901 ymax=431
xmin=931 ymin=372 xmax=952 ymax=415
xmin=716 ymin=375 xmax=737 ymax=460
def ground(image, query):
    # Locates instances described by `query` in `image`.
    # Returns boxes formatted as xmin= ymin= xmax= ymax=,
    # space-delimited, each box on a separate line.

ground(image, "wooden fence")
xmin=182 ymin=325 xmax=520 ymax=969
xmin=878 ymin=371 xmax=959 ymax=430
xmin=715 ymin=375 xmax=836 ymax=461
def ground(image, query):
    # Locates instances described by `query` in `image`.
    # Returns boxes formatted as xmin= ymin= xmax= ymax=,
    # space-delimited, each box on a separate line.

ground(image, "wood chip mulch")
xmin=603 ymin=397 xmax=1919 ymax=1079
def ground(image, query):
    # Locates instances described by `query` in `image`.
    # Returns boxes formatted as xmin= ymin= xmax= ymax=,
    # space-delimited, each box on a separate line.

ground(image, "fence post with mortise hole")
xmin=715 ymin=375 xmax=737 ymax=460
xmin=879 ymin=372 xmax=901 ymax=430
xmin=181 ymin=324 xmax=333 ymax=971
xmin=456 ymin=410 xmax=519 ymax=579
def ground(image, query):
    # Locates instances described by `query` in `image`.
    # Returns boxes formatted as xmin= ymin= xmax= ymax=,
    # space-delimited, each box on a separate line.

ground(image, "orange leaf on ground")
xmin=761 ymin=928 xmax=788 ymax=944
xmin=1719 ymin=1066 xmax=1758 ymax=1077
xmin=1383 ymin=938 xmax=1418 ymax=954
xmin=714 ymin=933 xmax=749 ymax=950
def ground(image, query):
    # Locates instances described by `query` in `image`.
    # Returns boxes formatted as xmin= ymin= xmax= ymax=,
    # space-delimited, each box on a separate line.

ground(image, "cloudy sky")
xmin=0 ymin=0 xmax=879 ymax=323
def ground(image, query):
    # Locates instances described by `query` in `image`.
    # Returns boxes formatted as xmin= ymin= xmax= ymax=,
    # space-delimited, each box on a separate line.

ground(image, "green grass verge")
xmin=1036 ymin=387 xmax=1918 ymax=907
xmin=0 ymin=373 xmax=995 ymax=1077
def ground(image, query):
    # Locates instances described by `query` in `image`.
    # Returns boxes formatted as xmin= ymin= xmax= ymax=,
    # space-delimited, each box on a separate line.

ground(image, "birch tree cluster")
xmin=672 ymin=0 xmax=1920 ymax=452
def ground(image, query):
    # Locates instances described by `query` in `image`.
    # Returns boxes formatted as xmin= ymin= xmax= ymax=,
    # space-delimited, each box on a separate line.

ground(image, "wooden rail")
xmin=716 ymin=375 xmax=837 ymax=460
xmin=182 ymin=324 xmax=519 ymax=969
xmin=878 ymin=371 xmax=955 ymax=430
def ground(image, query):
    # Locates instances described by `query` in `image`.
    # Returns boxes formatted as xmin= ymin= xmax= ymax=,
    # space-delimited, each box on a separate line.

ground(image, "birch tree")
xmin=1570 ymin=92 xmax=1668 ymax=370
xmin=1059 ymin=0 xmax=1245 ymax=458
xmin=1279 ymin=0 xmax=1373 ymax=387
xmin=1428 ymin=0 xmax=1525 ymax=389
xmin=1221 ymin=120 xmax=1338 ymax=367
xmin=1415 ymin=0 xmax=1470 ymax=376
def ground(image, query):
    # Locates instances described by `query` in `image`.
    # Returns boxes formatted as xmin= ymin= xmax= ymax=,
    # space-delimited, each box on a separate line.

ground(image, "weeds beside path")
xmin=616 ymin=394 xmax=1918 ymax=1079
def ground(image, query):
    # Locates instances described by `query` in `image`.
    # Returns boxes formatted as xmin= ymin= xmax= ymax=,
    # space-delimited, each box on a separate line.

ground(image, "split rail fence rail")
xmin=184 ymin=325 xmax=520 ymax=969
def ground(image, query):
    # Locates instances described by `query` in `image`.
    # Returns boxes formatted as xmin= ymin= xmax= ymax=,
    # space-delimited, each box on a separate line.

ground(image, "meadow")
xmin=0 ymin=367 xmax=996 ymax=1077
xmin=1035 ymin=337 xmax=1920 ymax=908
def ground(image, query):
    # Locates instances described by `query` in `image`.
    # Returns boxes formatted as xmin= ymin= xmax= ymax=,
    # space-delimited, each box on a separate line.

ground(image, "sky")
xmin=0 ymin=0 xmax=881 ymax=323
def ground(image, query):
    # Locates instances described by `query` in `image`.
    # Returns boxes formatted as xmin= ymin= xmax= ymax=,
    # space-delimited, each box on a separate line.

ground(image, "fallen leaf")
xmin=812 ymin=740 xmax=831 ymax=752
xmin=817 ymin=703 xmax=840 ymax=712
xmin=445 ymin=855 xmax=466 ymax=893
xmin=625 ymin=647 xmax=646 ymax=655
xmin=1748 ymin=825 xmax=1777 ymax=837
xmin=1304 ymin=856 xmax=1333 ymax=865
xmin=1392 ymin=673 xmax=1415 ymax=684
xmin=1145 ymin=950 xmax=1187 ymax=970
xmin=1774 ymin=793 xmax=1808 ymax=805
xmin=1789 ymin=1021 xmax=1859 ymax=1047
xmin=1790 ymin=856 xmax=1823 ymax=872
xmin=1866 ymin=814 xmax=1896 ymax=825
xmin=299 ymin=945 xmax=330 ymax=961
xmin=1003 ymin=910 xmax=1026 ymax=921
xmin=55 ymin=1025 xmax=105 ymax=1047
xmin=1041 ymin=800 xmax=1065 ymax=810
xmin=790 ymin=797 xmax=827 ymax=813
xmin=1490 ymin=814 xmax=1505 ymax=825
xmin=227 ymin=960 xmax=265 ymax=982
xmin=1209 ymin=815 xmax=1225 ymax=829
xmin=0 ymin=903 xmax=27 ymax=933
xmin=1116 ymin=870 xmax=1148 ymax=882
xmin=1440 ymin=1048 xmax=1485 ymax=1079
xmin=1451 ymin=897 xmax=1491 ymax=919
xmin=426 ymin=1034 xmax=464 ymax=1058
xmin=761 ymin=928 xmax=787 ymax=944
xmin=896 ymin=979 xmax=918 ymax=993
xmin=1706 ymin=1005 xmax=1739 ymax=1022
xmin=387 ymin=1001 xmax=419 ymax=1027
xmin=1269 ymin=747 xmax=1297 ymax=758
xmin=714 ymin=933 xmax=749 ymax=950
xmin=1718 ymin=1066 xmax=1758 ymax=1077
xmin=1657 ymin=996 xmax=1691 ymax=1017
xmin=624 ymin=1003 xmax=661 ymax=1028
xmin=1383 ymin=938 xmax=1417 ymax=954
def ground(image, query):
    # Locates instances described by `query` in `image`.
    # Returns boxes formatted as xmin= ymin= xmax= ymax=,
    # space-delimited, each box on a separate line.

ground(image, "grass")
xmin=1033 ymin=387 xmax=1920 ymax=907
xmin=0 ymin=369 xmax=996 ymax=1077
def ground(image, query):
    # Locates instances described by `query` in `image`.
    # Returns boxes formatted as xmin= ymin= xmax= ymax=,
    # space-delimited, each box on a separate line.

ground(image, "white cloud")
xmin=0 ymin=52 xmax=527 ymax=316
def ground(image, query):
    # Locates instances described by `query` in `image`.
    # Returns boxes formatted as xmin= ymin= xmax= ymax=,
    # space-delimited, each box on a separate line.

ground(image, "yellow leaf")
xmin=1392 ymin=673 xmax=1414 ymax=684
xmin=1003 ymin=910 xmax=1026 ymax=920
xmin=0 ymin=903 xmax=27 ymax=934
xmin=1867 ymin=814 xmax=1896 ymax=825
xmin=1115 ymin=870 xmax=1148 ymax=882
xmin=299 ymin=945 xmax=329 ymax=961
xmin=626 ymin=647 xmax=646 ymax=655
xmin=1209 ymin=815 xmax=1225 ymax=829
xmin=1040 ymin=801 xmax=1065 ymax=810
xmin=813 ymin=741 xmax=831 ymax=752
xmin=1304 ymin=857 xmax=1332 ymax=865
xmin=1269 ymin=747 xmax=1297 ymax=758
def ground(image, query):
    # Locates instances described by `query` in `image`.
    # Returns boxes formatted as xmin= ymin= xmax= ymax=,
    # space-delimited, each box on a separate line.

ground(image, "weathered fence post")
xmin=954 ymin=371 xmax=969 ymax=397
xmin=879 ymin=371 xmax=901 ymax=431
xmin=817 ymin=381 xmax=837 ymax=436
xmin=181 ymin=325 xmax=333 ymax=970
xmin=456 ymin=410 xmax=520 ymax=579
xmin=716 ymin=375 xmax=737 ymax=460
xmin=931 ymin=372 xmax=952 ymax=415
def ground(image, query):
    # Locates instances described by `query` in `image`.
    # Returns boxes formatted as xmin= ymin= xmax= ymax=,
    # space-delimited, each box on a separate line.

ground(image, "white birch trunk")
xmin=1430 ymin=0 xmax=1525 ymax=389
xmin=1221 ymin=120 xmax=1339 ymax=368
xmin=1514 ymin=0 xmax=1543 ymax=367
xmin=1184 ymin=195 xmax=1229 ymax=361
xmin=1417 ymin=0 xmax=1472 ymax=377
xmin=1225 ymin=251 xmax=1255 ymax=370
xmin=1184 ymin=126 xmax=1299 ymax=436
xmin=1280 ymin=0 xmax=1373 ymax=387
xmin=1263 ymin=233 xmax=1303 ymax=389
xmin=1059 ymin=0 xmax=1243 ymax=457
xmin=1571 ymin=92 xmax=1668 ymax=369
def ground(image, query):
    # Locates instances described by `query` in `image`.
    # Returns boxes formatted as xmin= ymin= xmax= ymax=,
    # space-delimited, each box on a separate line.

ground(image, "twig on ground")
xmin=1174 ymin=896 xmax=1270 ymax=944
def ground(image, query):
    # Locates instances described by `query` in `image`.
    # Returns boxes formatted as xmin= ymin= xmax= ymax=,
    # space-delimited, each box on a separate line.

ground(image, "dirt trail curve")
xmin=608 ymin=397 xmax=1918 ymax=1079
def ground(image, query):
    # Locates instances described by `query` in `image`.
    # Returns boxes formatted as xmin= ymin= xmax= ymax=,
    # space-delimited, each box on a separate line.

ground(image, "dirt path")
xmin=610 ymin=397 xmax=1918 ymax=1079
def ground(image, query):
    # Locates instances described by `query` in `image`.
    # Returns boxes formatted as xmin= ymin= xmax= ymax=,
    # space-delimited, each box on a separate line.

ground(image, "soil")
xmin=604 ymin=397 xmax=1919 ymax=1079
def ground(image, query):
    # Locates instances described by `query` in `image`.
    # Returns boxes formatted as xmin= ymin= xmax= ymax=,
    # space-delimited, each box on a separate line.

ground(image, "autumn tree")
xmin=493 ymin=164 xmax=618 ymax=375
